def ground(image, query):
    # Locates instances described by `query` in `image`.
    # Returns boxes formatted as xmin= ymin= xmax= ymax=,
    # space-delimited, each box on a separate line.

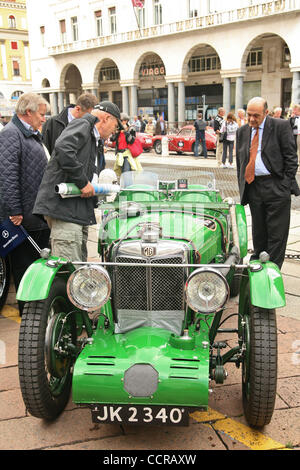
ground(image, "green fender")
xmin=235 ymin=204 xmax=248 ymax=259
xmin=16 ymin=257 xmax=74 ymax=302
xmin=240 ymin=260 xmax=286 ymax=310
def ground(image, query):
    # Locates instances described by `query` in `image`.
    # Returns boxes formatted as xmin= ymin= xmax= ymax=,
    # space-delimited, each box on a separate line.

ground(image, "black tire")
xmin=240 ymin=289 xmax=277 ymax=428
xmin=153 ymin=140 xmax=162 ymax=154
xmin=18 ymin=277 xmax=76 ymax=420
xmin=192 ymin=142 xmax=203 ymax=156
xmin=0 ymin=256 xmax=10 ymax=312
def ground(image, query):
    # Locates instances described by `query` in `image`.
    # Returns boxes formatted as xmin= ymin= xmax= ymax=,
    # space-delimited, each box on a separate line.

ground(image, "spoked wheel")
xmin=0 ymin=256 xmax=10 ymax=312
xmin=239 ymin=287 xmax=277 ymax=428
xmin=153 ymin=140 xmax=162 ymax=154
xmin=18 ymin=277 xmax=77 ymax=420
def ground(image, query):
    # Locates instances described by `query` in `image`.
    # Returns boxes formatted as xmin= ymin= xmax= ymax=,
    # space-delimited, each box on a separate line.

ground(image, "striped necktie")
xmin=245 ymin=128 xmax=259 ymax=184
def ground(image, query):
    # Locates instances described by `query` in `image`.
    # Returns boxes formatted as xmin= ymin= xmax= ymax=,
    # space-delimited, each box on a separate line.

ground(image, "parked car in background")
xmin=152 ymin=125 xmax=217 ymax=155
xmin=106 ymin=132 xmax=153 ymax=152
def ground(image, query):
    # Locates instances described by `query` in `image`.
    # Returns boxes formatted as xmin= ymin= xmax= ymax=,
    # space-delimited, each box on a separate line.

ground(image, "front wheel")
xmin=18 ymin=277 xmax=77 ymax=420
xmin=240 ymin=291 xmax=277 ymax=428
xmin=153 ymin=140 xmax=162 ymax=154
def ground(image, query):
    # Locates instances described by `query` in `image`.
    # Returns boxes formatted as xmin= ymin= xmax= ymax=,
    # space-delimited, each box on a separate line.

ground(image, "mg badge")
xmin=143 ymin=245 xmax=156 ymax=257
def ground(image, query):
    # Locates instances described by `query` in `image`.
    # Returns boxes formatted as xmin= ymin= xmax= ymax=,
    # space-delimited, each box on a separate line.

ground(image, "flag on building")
xmin=131 ymin=0 xmax=145 ymax=8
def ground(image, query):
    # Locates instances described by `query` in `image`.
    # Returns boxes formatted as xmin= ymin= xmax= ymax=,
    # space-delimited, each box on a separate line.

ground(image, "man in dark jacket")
xmin=42 ymin=92 xmax=98 ymax=156
xmin=213 ymin=107 xmax=225 ymax=166
xmin=0 ymin=92 xmax=50 ymax=315
xmin=33 ymin=101 xmax=122 ymax=262
xmin=236 ymin=96 xmax=299 ymax=269
xmin=194 ymin=112 xmax=208 ymax=158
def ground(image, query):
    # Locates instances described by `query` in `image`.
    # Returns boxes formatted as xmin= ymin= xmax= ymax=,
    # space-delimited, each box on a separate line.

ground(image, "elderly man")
xmin=42 ymin=92 xmax=98 ymax=156
xmin=273 ymin=107 xmax=283 ymax=119
xmin=236 ymin=96 xmax=299 ymax=269
xmin=0 ymin=92 xmax=50 ymax=315
xmin=33 ymin=101 xmax=122 ymax=262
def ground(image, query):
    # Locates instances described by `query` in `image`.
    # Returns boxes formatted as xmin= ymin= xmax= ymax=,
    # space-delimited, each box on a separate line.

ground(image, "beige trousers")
xmin=45 ymin=217 xmax=89 ymax=262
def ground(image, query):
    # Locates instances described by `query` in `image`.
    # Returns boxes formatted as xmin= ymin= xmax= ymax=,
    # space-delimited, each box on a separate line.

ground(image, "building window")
xmin=282 ymin=44 xmax=291 ymax=65
xmin=59 ymin=19 xmax=67 ymax=44
xmin=109 ymin=7 xmax=117 ymax=34
xmin=137 ymin=6 xmax=146 ymax=28
xmin=188 ymin=54 xmax=221 ymax=73
xmin=99 ymin=66 xmax=120 ymax=82
xmin=40 ymin=26 xmax=45 ymax=47
xmin=12 ymin=60 xmax=20 ymax=77
xmin=11 ymin=41 xmax=18 ymax=50
xmin=189 ymin=0 xmax=199 ymax=18
xmin=246 ymin=48 xmax=263 ymax=67
xmin=154 ymin=0 xmax=162 ymax=25
xmin=11 ymin=90 xmax=23 ymax=100
xmin=95 ymin=10 xmax=103 ymax=36
xmin=71 ymin=16 xmax=78 ymax=41
xmin=8 ymin=15 xmax=16 ymax=28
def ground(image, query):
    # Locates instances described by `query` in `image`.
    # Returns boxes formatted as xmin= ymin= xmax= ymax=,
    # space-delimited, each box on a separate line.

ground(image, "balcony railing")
xmin=48 ymin=0 xmax=300 ymax=56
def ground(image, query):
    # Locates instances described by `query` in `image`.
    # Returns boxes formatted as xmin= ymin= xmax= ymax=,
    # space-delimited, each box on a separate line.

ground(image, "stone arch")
xmin=133 ymin=52 xmax=167 ymax=119
xmin=241 ymin=32 xmax=293 ymax=112
xmin=93 ymin=58 xmax=121 ymax=108
xmin=182 ymin=43 xmax=223 ymax=120
xmin=60 ymin=63 xmax=82 ymax=101
xmin=41 ymin=78 xmax=50 ymax=88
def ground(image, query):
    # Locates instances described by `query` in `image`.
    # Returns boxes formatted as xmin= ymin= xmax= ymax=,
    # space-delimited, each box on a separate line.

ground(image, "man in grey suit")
xmin=236 ymin=97 xmax=299 ymax=269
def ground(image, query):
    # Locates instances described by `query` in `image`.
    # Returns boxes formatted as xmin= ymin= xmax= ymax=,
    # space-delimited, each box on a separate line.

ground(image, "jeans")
xmin=194 ymin=130 xmax=207 ymax=157
xmin=222 ymin=140 xmax=234 ymax=164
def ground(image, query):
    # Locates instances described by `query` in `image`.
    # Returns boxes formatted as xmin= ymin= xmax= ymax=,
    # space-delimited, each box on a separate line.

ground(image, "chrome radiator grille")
xmin=113 ymin=256 xmax=185 ymax=312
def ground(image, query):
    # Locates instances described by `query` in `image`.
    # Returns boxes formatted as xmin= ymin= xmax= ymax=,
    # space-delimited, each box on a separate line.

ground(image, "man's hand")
xmin=80 ymin=182 xmax=95 ymax=198
xmin=9 ymin=215 xmax=23 ymax=226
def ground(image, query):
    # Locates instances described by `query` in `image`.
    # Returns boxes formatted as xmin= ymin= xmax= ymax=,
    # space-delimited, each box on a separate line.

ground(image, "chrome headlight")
xmin=185 ymin=268 xmax=229 ymax=314
xmin=67 ymin=265 xmax=111 ymax=312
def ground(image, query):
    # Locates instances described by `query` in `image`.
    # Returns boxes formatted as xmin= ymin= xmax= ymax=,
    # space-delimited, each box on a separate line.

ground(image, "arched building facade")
xmin=26 ymin=0 xmax=300 ymax=123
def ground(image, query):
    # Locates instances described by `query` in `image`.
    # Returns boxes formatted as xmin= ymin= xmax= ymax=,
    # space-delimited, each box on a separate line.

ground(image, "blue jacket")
xmin=0 ymin=114 xmax=48 ymax=231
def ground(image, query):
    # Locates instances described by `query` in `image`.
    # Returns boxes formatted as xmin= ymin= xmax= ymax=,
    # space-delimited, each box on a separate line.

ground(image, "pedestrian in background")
xmin=220 ymin=112 xmax=239 ymax=168
xmin=33 ymin=101 xmax=122 ymax=263
xmin=145 ymin=118 xmax=155 ymax=135
xmin=193 ymin=112 xmax=208 ymax=158
xmin=111 ymin=113 xmax=141 ymax=174
xmin=237 ymin=108 xmax=247 ymax=127
xmin=0 ymin=93 xmax=50 ymax=315
xmin=273 ymin=107 xmax=283 ymax=119
xmin=236 ymin=96 xmax=299 ymax=269
xmin=213 ymin=107 xmax=226 ymax=167
xmin=42 ymin=92 xmax=98 ymax=156
xmin=289 ymin=104 xmax=300 ymax=162
xmin=155 ymin=115 xmax=166 ymax=135
xmin=130 ymin=115 xmax=141 ymax=133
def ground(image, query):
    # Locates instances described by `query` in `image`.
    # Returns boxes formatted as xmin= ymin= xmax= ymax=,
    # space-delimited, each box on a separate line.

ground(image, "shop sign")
xmin=141 ymin=66 xmax=165 ymax=77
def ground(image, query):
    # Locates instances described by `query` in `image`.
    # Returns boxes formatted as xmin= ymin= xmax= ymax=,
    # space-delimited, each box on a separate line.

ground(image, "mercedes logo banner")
xmin=0 ymin=218 xmax=29 ymax=257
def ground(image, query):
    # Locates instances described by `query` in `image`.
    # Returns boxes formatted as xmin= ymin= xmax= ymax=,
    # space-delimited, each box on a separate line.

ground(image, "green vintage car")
xmin=17 ymin=171 xmax=285 ymax=428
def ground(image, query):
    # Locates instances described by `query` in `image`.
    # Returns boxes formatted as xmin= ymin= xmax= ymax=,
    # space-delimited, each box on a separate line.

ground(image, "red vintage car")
xmin=106 ymin=132 xmax=153 ymax=152
xmin=152 ymin=125 xmax=217 ymax=155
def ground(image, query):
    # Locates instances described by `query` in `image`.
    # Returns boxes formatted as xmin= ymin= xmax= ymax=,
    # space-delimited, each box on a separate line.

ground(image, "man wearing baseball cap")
xmin=33 ymin=100 xmax=122 ymax=262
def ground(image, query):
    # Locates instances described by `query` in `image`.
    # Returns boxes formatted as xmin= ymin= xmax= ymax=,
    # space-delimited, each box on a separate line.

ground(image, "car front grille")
xmin=113 ymin=256 xmax=185 ymax=312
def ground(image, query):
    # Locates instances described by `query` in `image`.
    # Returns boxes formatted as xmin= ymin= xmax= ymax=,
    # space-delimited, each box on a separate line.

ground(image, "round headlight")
xmin=185 ymin=268 xmax=229 ymax=314
xmin=67 ymin=265 xmax=111 ymax=312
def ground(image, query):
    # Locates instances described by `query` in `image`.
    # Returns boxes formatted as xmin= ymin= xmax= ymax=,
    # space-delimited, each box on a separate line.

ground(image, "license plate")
xmin=91 ymin=404 xmax=189 ymax=426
